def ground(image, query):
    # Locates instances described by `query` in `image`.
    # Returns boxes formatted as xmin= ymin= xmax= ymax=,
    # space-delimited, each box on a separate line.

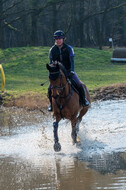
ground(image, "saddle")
xmin=70 ymin=78 xmax=79 ymax=95
xmin=69 ymin=78 xmax=86 ymax=106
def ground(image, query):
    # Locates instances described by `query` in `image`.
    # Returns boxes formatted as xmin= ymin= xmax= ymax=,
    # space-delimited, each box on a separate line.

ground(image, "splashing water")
xmin=0 ymin=100 xmax=126 ymax=190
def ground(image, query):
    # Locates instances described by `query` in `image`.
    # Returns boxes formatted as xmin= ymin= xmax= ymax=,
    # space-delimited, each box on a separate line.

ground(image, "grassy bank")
xmin=0 ymin=46 xmax=126 ymax=97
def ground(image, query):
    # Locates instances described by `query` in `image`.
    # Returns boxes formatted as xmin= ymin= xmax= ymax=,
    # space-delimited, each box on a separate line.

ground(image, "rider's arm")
xmin=49 ymin=48 xmax=53 ymax=64
xmin=66 ymin=46 xmax=75 ymax=79
xmin=69 ymin=56 xmax=74 ymax=72
xmin=68 ymin=46 xmax=75 ymax=72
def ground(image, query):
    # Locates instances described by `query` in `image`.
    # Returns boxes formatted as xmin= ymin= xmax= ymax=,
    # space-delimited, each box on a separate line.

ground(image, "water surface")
xmin=0 ymin=100 xmax=126 ymax=190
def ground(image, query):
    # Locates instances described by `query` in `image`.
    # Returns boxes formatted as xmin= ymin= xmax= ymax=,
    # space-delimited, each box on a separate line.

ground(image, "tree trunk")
xmin=30 ymin=12 xmax=37 ymax=46
xmin=0 ymin=0 xmax=4 ymax=48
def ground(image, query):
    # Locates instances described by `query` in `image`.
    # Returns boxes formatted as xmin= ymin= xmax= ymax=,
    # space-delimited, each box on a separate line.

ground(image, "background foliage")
xmin=0 ymin=0 xmax=126 ymax=50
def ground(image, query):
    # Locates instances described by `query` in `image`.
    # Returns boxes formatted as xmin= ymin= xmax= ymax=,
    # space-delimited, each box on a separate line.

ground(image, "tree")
xmin=29 ymin=0 xmax=64 ymax=46
xmin=0 ymin=0 xmax=25 ymax=48
xmin=1 ymin=0 xmax=126 ymax=49
xmin=0 ymin=0 xmax=4 ymax=48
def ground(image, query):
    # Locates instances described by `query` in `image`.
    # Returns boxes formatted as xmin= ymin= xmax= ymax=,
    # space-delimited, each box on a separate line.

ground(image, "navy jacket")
xmin=49 ymin=43 xmax=75 ymax=73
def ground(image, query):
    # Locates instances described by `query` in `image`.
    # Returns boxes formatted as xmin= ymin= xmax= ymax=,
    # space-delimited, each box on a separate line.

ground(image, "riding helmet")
xmin=53 ymin=30 xmax=65 ymax=39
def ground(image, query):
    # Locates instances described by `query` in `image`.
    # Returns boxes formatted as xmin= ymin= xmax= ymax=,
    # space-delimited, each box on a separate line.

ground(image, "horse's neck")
xmin=64 ymin=83 xmax=70 ymax=96
xmin=61 ymin=72 xmax=69 ymax=95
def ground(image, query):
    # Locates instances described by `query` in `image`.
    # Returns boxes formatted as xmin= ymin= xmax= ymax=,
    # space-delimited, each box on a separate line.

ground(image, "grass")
xmin=0 ymin=46 xmax=126 ymax=97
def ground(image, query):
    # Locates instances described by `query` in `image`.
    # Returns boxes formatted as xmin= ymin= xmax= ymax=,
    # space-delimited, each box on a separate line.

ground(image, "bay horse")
xmin=46 ymin=62 xmax=91 ymax=152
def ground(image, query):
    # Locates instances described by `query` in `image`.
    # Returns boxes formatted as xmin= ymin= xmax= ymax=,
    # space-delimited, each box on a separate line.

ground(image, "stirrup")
xmin=47 ymin=104 xmax=52 ymax=112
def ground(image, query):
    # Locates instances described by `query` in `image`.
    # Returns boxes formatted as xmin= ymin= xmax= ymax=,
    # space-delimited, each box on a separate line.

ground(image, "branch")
xmin=0 ymin=0 xmax=10 ymax=6
xmin=4 ymin=20 xmax=19 ymax=31
xmin=83 ymin=2 xmax=126 ymax=21
xmin=0 ymin=0 xmax=25 ymax=20
xmin=33 ymin=0 xmax=65 ymax=16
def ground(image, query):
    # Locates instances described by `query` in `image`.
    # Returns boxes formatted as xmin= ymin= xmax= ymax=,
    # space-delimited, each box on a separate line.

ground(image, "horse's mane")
xmin=58 ymin=62 xmax=68 ymax=79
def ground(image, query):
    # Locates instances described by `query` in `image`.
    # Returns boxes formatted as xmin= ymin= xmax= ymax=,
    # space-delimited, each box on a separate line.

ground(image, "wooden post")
xmin=0 ymin=64 xmax=5 ymax=92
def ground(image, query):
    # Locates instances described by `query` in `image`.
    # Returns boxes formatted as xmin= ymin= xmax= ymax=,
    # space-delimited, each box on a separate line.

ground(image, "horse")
xmin=46 ymin=62 xmax=91 ymax=152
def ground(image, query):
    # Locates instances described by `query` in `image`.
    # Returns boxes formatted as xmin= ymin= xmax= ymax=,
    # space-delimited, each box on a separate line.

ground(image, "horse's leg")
xmin=78 ymin=108 xmax=88 ymax=122
xmin=71 ymin=109 xmax=88 ymax=145
xmin=71 ymin=118 xmax=82 ymax=144
xmin=71 ymin=119 xmax=78 ymax=144
xmin=76 ymin=118 xmax=82 ymax=133
xmin=76 ymin=107 xmax=88 ymax=136
xmin=53 ymin=121 xmax=61 ymax=152
xmin=71 ymin=127 xmax=77 ymax=144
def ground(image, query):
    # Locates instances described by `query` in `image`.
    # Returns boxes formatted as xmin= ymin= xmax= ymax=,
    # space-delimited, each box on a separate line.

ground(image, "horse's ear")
xmin=46 ymin=64 xmax=50 ymax=70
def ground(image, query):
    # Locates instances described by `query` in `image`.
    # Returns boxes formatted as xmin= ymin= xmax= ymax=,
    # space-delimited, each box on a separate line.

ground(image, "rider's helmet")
xmin=53 ymin=30 xmax=65 ymax=39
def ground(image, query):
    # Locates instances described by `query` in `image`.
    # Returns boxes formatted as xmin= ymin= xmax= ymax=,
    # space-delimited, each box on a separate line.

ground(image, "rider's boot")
xmin=79 ymin=85 xmax=90 ymax=107
xmin=47 ymin=87 xmax=53 ymax=112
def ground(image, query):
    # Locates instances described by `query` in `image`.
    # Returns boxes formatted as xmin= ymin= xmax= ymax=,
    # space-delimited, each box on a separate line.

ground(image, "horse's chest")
xmin=54 ymin=106 xmax=76 ymax=120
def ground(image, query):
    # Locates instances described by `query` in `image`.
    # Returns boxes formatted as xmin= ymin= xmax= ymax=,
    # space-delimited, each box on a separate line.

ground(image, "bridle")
xmin=50 ymin=71 xmax=68 ymax=95
xmin=50 ymin=71 xmax=73 ymax=118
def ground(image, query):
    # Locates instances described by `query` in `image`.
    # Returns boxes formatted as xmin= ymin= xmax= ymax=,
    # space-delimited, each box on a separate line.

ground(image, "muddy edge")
xmin=0 ymin=83 xmax=126 ymax=111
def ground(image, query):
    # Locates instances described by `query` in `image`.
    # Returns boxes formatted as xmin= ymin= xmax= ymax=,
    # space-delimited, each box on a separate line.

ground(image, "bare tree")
xmin=1 ymin=0 xmax=126 ymax=49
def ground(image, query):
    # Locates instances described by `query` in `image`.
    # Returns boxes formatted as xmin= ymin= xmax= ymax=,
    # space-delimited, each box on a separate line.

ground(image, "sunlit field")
xmin=0 ymin=46 xmax=126 ymax=95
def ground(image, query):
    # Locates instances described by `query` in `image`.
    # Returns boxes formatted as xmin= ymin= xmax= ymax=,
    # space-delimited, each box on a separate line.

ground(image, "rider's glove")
xmin=68 ymin=71 xmax=74 ymax=79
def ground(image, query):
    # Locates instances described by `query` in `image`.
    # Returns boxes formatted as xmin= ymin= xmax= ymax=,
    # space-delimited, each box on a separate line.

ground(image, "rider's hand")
xmin=68 ymin=71 xmax=74 ymax=79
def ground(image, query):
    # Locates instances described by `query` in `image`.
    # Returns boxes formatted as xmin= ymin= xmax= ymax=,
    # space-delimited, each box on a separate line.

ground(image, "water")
xmin=0 ymin=100 xmax=126 ymax=190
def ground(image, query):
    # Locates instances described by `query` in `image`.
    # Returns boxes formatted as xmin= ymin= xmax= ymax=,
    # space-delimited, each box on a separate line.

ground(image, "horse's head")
xmin=46 ymin=62 xmax=68 ymax=97
xmin=46 ymin=62 xmax=60 ymax=81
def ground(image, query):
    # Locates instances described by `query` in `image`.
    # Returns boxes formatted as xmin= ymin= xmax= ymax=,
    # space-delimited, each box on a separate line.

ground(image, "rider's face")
xmin=55 ymin=38 xmax=64 ymax=47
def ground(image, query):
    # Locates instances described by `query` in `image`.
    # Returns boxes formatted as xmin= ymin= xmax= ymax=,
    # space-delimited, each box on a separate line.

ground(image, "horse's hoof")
xmin=76 ymin=136 xmax=80 ymax=143
xmin=72 ymin=137 xmax=76 ymax=145
xmin=72 ymin=136 xmax=80 ymax=145
xmin=54 ymin=142 xmax=61 ymax=152
xmin=72 ymin=137 xmax=77 ymax=145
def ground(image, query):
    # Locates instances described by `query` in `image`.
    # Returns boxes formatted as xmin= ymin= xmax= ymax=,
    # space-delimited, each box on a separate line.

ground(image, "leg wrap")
xmin=71 ymin=128 xmax=77 ymax=144
xmin=53 ymin=121 xmax=59 ymax=143
xmin=47 ymin=85 xmax=52 ymax=99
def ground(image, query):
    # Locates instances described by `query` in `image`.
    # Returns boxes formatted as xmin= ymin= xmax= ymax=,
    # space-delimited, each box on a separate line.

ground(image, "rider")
xmin=47 ymin=30 xmax=89 ymax=111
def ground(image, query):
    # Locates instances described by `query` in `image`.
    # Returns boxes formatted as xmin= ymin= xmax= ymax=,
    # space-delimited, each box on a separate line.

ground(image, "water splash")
xmin=0 ymin=100 xmax=126 ymax=190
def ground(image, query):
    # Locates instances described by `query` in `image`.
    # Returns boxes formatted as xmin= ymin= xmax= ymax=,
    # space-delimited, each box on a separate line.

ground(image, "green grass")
xmin=0 ymin=46 xmax=126 ymax=96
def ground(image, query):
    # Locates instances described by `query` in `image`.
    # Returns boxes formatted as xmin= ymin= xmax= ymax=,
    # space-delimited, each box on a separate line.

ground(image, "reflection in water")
xmin=0 ymin=100 xmax=126 ymax=190
xmin=86 ymin=152 xmax=126 ymax=174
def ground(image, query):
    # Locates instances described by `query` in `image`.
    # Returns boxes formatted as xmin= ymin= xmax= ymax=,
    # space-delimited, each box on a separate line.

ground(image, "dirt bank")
xmin=0 ymin=83 xmax=126 ymax=111
xmin=91 ymin=83 xmax=126 ymax=101
xmin=0 ymin=92 xmax=49 ymax=111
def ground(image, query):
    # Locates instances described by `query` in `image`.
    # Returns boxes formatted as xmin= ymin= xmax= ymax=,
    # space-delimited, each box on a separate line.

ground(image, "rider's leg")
xmin=47 ymin=84 xmax=52 ymax=111
xmin=79 ymin=85 xmax=90 ymax=107
xmin=71 ymin=72 xmax=90 ymax=107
